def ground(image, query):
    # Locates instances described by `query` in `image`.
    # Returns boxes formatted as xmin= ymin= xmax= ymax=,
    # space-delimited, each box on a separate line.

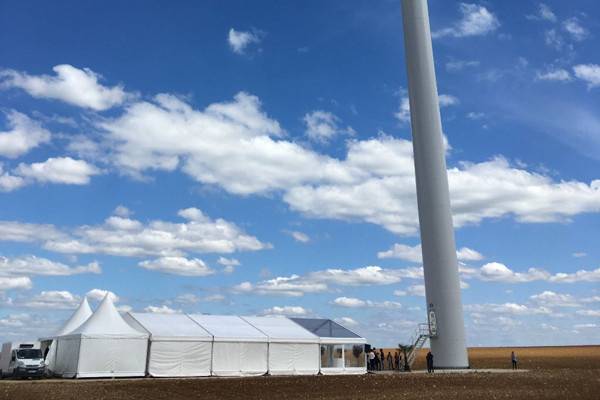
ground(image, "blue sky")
xmin=0 ymin=0 xmax=599 ymax=347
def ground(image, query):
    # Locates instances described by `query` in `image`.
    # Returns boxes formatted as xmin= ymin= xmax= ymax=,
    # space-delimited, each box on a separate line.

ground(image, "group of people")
xmin=367 ymin=348 xmax=405 ymax=371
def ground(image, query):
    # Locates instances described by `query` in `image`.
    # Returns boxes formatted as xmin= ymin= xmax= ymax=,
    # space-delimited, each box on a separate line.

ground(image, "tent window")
xmin=320 ymin=344 xmax=343 ymax=368
xmin=344 ymin=344 xmax=365 ymax=368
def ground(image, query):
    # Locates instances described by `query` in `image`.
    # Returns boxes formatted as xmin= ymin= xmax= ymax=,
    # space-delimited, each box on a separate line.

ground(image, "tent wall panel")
xmin=148 ymin=341 xmax=211 ymax=377
xmin=211 ymin=342 xmax=267 ymax=376
xmin=268 ymin=343 xmax=319 ymax=375
xmin=76 ymin=337 xmax=147 ymax=378
xmin=54 ymin=337 xmax=81 ymax=378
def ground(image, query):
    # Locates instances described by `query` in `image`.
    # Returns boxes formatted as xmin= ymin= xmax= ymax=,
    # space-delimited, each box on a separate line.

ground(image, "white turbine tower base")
xmin=400 ymin=0 xmax=470 ymax=369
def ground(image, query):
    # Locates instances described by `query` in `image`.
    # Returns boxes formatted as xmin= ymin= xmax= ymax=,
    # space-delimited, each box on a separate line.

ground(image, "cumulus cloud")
xmin=285 ymin=230 xmax=310 ymax=243
xmin=0 ymin=276 xmax=32 ymax=291
xmin=233 ymin=275 xmax=327 ymax=297
xmin=332 ymin=296 xmax=402 ymax=309
xmin=15 ymin=157 xmax=101 ymax=185
xmin=144 ymin=304 xmax=180 ymax=314
xmin=377 ymin=243 xmax=483 ymax=262
xmin=465 ymin=302 xmax=552 ymax=316
xmin=261 ymin=306 xmax=308 ymax=316
xmin=527 ymin=3 xmax=557 ymax=22
xmin=139 ymin=256 xmax=214 ymax=276
xmin=446 ymin=60 xmax=480 ymax=72
xmin=0 ymin=165 xmax=25 ymax=192
xmin=433 ymin=3 xmax=500 ymax=39
xmin=0 ymin=111 xmax=51 ymax=158
xmin=530 ymin=291 xmax=579 ymax=307
xmin=562 ymin=17 xmax=588 ymax=41
xmin=536 ymin=69 xmax=572 ymax=82
xmin=334 ymin=317 xmax=359 ymax=327
xmin=228 ymin=28 xmax=261 ymax=54
xmin=0 ymin=207 xmax=269 ymax=258
xmin=0 ymin=64 xmax=130 ymax=110
xmin=476 ymin=262 xmax=600 ymax=283
xmin=303 ymin=110 xmax=353 ymax=143
xmin=86 ymin=289 xmax=119 ymax=303
xmin=0 ymin=255 xmax=100 ymax=277
xmin=406 ymin=284 xmax=425 ymax=297
xmin=217 ymin=256 xmax=241 ymax=273
xmin=20 ymin=290 xmax=80 ymax=309
xmin=573 ymin=64 xmax=600 ymax=89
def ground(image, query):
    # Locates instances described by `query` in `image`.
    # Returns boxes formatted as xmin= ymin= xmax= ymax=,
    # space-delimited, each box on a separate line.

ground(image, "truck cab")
xmin=0 ymin=343 xmax=45 ymax=379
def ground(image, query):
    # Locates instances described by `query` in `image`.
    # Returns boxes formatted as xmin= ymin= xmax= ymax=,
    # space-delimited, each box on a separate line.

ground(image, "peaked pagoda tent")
xmin=124 ymin=313 xmax=213 ymax=377
xmin=242 ymin=316 xmax=320 ymax=375
xmin=54 ymin=295 xmax=148 ymax=378
xmin=39 ymin=297 xmax=93 ymax=374
xmin=188 ymin=314 xmax=268 ymax=376
xmin=291 ymin=318 xmax=367 ymax=375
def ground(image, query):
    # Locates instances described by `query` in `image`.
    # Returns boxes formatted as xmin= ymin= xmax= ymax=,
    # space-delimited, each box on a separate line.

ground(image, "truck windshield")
xmin=16 ymin=349 xmax=42 ymax=359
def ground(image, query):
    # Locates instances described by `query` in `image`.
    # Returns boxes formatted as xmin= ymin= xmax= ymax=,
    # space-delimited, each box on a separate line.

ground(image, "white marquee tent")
xmin=242 ymin=316 xmax=320 ymax=375
xmin=188 ymin=314 xmax=268 ymax=377
xmin=291 ymin=318 xmax=367 ymax=375
xmin=124 ymin=313 xmax=213 ymax=377
xmin=54 ymin=295 xmax=148 ymax=378
xmin=40 ymin=297 xmax=93 ymax=374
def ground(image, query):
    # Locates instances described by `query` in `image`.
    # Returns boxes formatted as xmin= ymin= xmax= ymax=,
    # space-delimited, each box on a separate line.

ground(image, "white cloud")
xmin=0 ymin=276 xmax=32 ymax=291
xmin=0 ymin=64 xmax=130 ymax=110
xmin=466 ymin=302 xmax=552 ymax=316
xmin=0 ymin=165 xmax=25 ymax=192
xmin=544 ymin=29 xmax=564 ymax=50
xmin=113 ymin=205 xmax=132 ymax=217
xmin=332 ymin=296 xmax=402 ymax=309
xmin=233 ymin=275 xmax=327 ymax=297
xmin=86 ymin=289 xmax=119 ymax=303
xmin=467 ymin=112 xmax=485 ymax=120
xmin=433 ymin=3 xmax=500 ymax=39
xmin=15 ymin=157 xmax=101 ymax=185
xmin=530 ymin=291 xmax=579 ymax=307
xmin=0 ymin=255 xmax=100 ymax=277
xmin=438 ymin=94 xmax=460 ymax=107
xmin=393 ymin=289 xmax=407 ymax=297
xmin=139 ymin=256 xmax=214 ymax=276
xmin=311 ymin=266 xmax=404 ymax=286
xmin=581 ymin=296 xmax=600 ymax=304
xmin=572 ymin=252 xmax=587 ymax=258
xmin=477 ymin=262 xmax=600 ymax=284
xmin=573 ymin=64 xmax=600 ymax=89
xmin=20 ymin=290 xmax=80 ymax=309
xmin=563 ymin=18 xmax=588 ymax=41
xmin=0 ymin=111 xmax=51 ymax=158
xmin=377 ymin=243 xmax=422 ymax=262
xmin=576 ymin=310 xmax=600 ymax=317
xmin=573 ymin=323 xmax=597 ymax=329
xmin=456 ymin=247 xmax=484 ymax=261
xmin=217 ymin=256 xmax=240 ymax=274
xmin=334 ymin=317 xmax=358 ymax=327
xmin=407 ymin=284 xmax=425 ymax=297
xmin=377 ymin=243 xmax=482 ymax=262
xmin=0 ymin=208 xmax=269 ymax=258
xmin=446 ymin=60 xmax=480 ymax=72
xmin=228 ymin=28 xmax=261 ymax=54
xmin=303 ymin=110 xmax=352 ymax=143
xmin=286 ymin=230 xmax=310 ymax=243
xmin=261 ymin=306 xmax=308 ymax=316
xmin=527 ymin=3 xmax=557 ymax=22
xmin=536 ymin=69 xmax=572 ymax=82
xmin=144 ymin=305 xmax=180 ymax=314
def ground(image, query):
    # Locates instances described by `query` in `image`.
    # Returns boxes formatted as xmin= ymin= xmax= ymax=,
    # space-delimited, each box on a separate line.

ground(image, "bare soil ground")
xmin=1 ymin=346 xmax=599 ymax=400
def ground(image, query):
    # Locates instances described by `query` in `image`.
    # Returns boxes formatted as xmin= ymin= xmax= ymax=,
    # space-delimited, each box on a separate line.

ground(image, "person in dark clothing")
xmin=374 ymin=350 xmax=380 ymax=371
xmin=394 ymin=352 xmax=400 ymax=371
xmin=511 ymin=351 xmax=518 ymax=370
xmin=386 ymin=352 xmax=393 ymax=370
xmin=426 ymin=351 xmax=434 ymax=373
xmin=379 ymin=349 xmax=385 ymax=370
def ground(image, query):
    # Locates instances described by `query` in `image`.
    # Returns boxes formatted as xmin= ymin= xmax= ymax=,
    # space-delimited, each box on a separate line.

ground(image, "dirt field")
xmin=1 ymin=346 xmax=599 ymax=400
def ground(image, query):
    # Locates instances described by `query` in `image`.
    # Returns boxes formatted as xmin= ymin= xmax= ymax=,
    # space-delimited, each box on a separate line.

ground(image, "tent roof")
xmin=52 ymin=297 xmax=93 ymax=337
xmin=126 ymin=313 xmax=212 ymax=341
xmin=67 ymin=295 xmax=148 ymax=339
xmin=242 ymin=316 xmax=319 ymax=343
xmin=188 ymin=314 xmax=267 ymax=342
xmin=290 ymin=318 xmax=365 ymax=343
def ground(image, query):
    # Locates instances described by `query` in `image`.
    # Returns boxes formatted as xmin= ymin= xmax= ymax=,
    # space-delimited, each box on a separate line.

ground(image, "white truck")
xmin=0 ymin=342 xmax=46 ymax=378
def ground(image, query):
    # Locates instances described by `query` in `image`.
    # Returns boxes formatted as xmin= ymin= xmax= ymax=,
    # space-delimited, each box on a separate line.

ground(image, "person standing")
xmin=511 ymin=351 xmax=518 ymax=370
xmin=426 ymin=351 xmax=434 ymax=373
xmin=394 ymin=352 xmax=400 ymax=371
xmin=379 ymin=349 xmax=385 ymax=370
xmin=386 ymin=352 xmax=393 ymax=370
xmin=368 ymin=349 xmax=376 ymax=371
